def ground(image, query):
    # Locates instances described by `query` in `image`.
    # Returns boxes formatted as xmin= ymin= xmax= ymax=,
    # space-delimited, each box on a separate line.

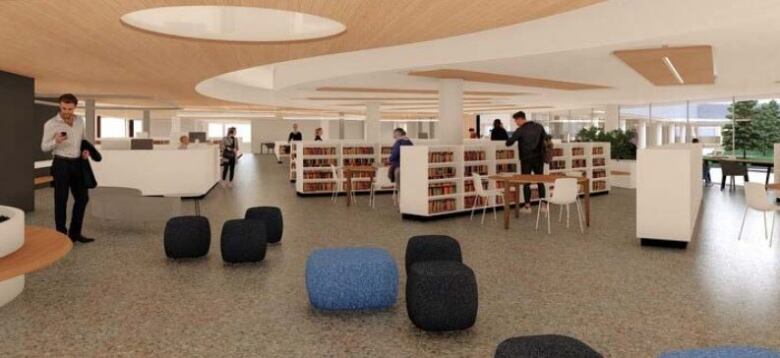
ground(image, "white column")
xmin=142 ymin=110 xmax=151 ymax=138
xmin=171 ymin=116 xmax=181 ymax=134
xmin=638 ymin=121 xmax=647 ymax=149
xmin=654 ymin=122 xmax=664 ymax=146
xmin=338 ymin=116 xmax=345 ymax=140
xmin=364 ymin=102 xmax=381 ymax=143
xmin=604 ymin=105 xmax=620 ymax=132
xmin=437 ymin=79 xmax=464 ymax=144
xmin=319 ymin=119 xmax=330 ymax=140
xmin=668 ymin=124 xmax=676 ymax=144
xmin=679 ymin=124 xmax=687 ymax=143
xmin=85 ymin=99 xmax=96 ymax=141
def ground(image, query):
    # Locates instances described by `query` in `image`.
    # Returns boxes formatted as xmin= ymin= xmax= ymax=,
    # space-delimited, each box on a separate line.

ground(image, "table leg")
xmin=502 ymin=179 xmax=510 ymax=230
xmin=766 ymin=166 xmax=772 ymax=186
xmin=514 ymin=183 xmax=520 ymax=218
xmin=194 ymin=199 xmax=201 ymax=216
xmin=584 ymin=180 xmax=590 ymax=227
xmin=345 ymin=171 xmax=352 ymax=207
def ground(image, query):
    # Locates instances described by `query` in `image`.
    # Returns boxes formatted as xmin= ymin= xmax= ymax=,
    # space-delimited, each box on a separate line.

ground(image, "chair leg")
xmin=546 ymin=202 xmax=552 ymax=234
xmin=764 ymin=212 xmax=769 ymax=241
xmin=535 ymin=200 xmax=542 ymax=231
xmin=738 ymin=206 xmax=749 ymax=241
xmin=481 ymin=198 xmax=488 ymax=225
xmin=492 ymin=195 xmax=498 ymax=221
xmin=576 ymin=200 xmax=584 ymax=233
xmin=566 ymin=204 xmax=570 ymax=229
xmin=770 ymin=212 xmax=776 ymax=248
xmin=470 ymin=197 xmax=477 ymax=221
xmin=721 ymin=176 xmax=726 ymax=191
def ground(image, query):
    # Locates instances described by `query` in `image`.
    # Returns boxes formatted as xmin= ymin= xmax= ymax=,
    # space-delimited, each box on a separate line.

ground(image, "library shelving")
xmin=400 ymin=141 xmax=611 ymax=219
xmin=274 ymin=141 xmax=291 ymax=163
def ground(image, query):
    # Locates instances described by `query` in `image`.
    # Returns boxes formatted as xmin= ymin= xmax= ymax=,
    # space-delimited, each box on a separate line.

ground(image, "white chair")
xmin=470 ymin=173 xmax=503 ymax=224
xmin=369 ymin=167 xmax=396 ymax=208
xmin=536 ymin=178 xmax=584 ymax=234
xmin=558 ymin=171 xmax=584 ymax=223
xmin=738 ymin=182 xmax=780 ymax=247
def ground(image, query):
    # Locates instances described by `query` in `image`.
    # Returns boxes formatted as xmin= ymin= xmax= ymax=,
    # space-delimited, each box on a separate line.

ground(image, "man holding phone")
xmin=40 ymin=93 xmax=94 ymax=243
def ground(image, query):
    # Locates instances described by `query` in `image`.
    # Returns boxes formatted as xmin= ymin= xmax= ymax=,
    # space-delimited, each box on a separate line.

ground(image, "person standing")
xmin=40 ymin=93 xmax=94 ymax=243
xmin=506 ymin=111 xmax=547 ymax=214
xmin=314 ymin=127 xmax=323 ymax=141
xmin=388 ymin=128 xmax=413 ymax=189
xmin=490 ymin=119 xmax=509 ymax=141
xmin=288 ymin=123 xmax=303 ymax=142
xmin=221 ymin=127 xmax=239 ymax=188
xmin=468 ymin=128 xmax=478 ymax=139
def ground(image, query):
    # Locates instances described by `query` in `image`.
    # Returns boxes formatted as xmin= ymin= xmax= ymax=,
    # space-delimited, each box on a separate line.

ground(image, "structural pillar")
xmin=654 ymin=122 xmax=663 ymax=146
xmin=364 ymin=102 xmax=381 ymax=142
xmin=604 ymin=105 xmax=620 ymax=132
xmin=171 ymin=116 xmax=181 ymax=135
xmin=85 ymin=99 xmax=96 ymax=141
xmin=668 ymin=124 xmax=676 ymax=144
xmin=679 ymin=124 xmax=687 ymax=143
xmin=338 ymin=114 xmax=345 ymax=140
xmin=637 ymin=121 xmax=647 ymax=149
xmin=142 ymin=110 xmax=151 ymax=138
xmin=437 ymin=79 xmax=464 ymax=144
xmin=319 ymin=119 xmax=330 ymax=140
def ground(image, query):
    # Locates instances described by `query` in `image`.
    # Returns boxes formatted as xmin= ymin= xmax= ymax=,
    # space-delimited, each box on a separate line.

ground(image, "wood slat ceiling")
xmin=408 ymin=69 xmax=610 ymax=90
xmin=315 ymin=86 xmax=527 ymax=96
xmin=0 ymin=0 xmax=603 ymax=107
xmin=612 ymin=45 xmax=715 ymax=86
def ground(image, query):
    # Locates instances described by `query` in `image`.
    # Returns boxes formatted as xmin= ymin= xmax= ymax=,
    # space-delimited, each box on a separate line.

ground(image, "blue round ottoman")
xmin=305 ymin=247 xmax=398 ymax=311
xmin=164 ymin=216 xmax=210 ymax=258
xmin=659 ymin=347 xmax=780 ymax=358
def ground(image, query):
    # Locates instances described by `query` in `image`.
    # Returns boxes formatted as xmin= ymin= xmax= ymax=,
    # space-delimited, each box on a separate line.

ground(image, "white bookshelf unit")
xmin=274 ymin=141 xmax=291 ymax=163
xmin=400 ymin=141 xmax=611 ymax=219
xmin=289 ymin=142 xmax=298 ymax=182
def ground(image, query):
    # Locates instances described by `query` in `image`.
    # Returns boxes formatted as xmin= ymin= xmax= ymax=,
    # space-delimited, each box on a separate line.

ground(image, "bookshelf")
xmin=274 ymin=141 xmax=291 ymax=163
xmin=401 ymin=141 xmax=610 ymax=219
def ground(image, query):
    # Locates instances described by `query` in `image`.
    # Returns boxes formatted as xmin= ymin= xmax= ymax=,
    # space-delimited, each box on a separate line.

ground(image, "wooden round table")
xmin=0 ymin=226 xmax=72 ymax=307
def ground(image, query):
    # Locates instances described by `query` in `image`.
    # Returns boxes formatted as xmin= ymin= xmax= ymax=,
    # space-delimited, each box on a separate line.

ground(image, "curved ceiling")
xmin=0 ymin=0 xmax=603 ymax=106
xmin=120 ymin=6 xmax=346 ymax=42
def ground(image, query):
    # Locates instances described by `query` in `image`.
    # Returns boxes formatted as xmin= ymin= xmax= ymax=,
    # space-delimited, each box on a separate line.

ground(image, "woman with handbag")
xmin=221 ymin=127 xmax=239 ymax=188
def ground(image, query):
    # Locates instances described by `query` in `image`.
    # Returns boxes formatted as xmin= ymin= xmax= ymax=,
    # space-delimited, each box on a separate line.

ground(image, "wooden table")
xmin=0 ymin=226 xmax=72 ymax=282
xmin=768 ymin=183 xmax=780 ymax=192
xmin=488 ymin=174 xmax=591 ymax=230
xmin=704 ymin=156 xmax=774 ymax=185
xmin=261 ymin=142 xmax=275 ymax=154
xmin=342 ymin=166 xmax=377 ymax=207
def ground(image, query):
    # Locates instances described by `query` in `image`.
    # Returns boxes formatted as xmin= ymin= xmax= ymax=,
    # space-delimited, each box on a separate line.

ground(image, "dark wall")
xmin=0 ymin=70 xmax=35 ymax=211
xmin=33 ymin=102 xmax=58 ymax=161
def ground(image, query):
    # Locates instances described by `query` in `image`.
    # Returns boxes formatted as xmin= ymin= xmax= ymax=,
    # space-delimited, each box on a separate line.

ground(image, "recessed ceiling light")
xmin=121 ymin=6 xmax=346 ymax=42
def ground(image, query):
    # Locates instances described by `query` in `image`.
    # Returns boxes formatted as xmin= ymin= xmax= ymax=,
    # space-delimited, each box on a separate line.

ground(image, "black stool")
xmin=406 ymin=261 xmax=477 ymax=331
xmin=245 ymin=206 xmax=283 ymax=244
xmin=164 ymin=216 xmax=210 ymax=258
xmin=405 ymin=235 xmax=462 ymax=273
xmin=221 ymin=219 xmax=267 ymax=263
xmin=495 ymin=335 xmax=602 ymax=358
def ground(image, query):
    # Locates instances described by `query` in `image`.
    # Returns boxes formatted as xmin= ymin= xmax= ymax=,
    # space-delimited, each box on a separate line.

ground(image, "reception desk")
xmin=91 ymin=146 xmax=220 ymax=197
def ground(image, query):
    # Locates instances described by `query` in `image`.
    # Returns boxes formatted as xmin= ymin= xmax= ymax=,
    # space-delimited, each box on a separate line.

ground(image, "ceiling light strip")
xmin=662 ymin=56 xmax=685 ymax=84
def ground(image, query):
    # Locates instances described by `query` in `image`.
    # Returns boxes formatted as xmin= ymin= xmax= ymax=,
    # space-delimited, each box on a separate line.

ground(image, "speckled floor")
xmin=2 ymin=155 xmax=780 ymax=357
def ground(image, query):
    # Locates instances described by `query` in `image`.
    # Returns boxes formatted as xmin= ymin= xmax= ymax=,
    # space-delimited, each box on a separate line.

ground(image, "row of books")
xmin=303 ymin=159 xmax=338 ymax=168
xmin=303 ymin=172 xmax=334 ymax=180
xmin=464 ymin=165 xmax=488 ymax=177
xmin=464 ymin=180 xmax=487 ymax=193
xmin=381 ymin=147 xmax=393 ymax=155
xmin=428 ymin=182 xmax=457 ymax=196
xmin=303 ymin=147 xmax=337 ymax=155
xmin=550 ymin=160 xmax=567 ymax=170
xmin=592 ymin=147 xmax=605 ymax=155
xmin=551 ymin=148 xmax=564 ymax=157
xmin=572 ymin=147 xmax=585 ymax=156
xmin=429 ymin=198 xmax=457 ymax=214
xmin=593 ymin=181 xmax=608 ymax=191
xmin=429 ymin=151 xmax=455 ymax=163
xmin=572 ymin=159 xmax=587 ymax=168
xmin=279 ymin=145 xmax=291 ymax=154
xmin=343 ymin=147 xmax=374 ymax=155
xmin=592 ymin=158 xmax=606 ymax=167
xmin=593 ymin=169 xmax=607 ymax=178
xmin=428 ymin=167 xmax=457 ymax=180
xmin=495 ymin=150 xmax=515 ymax=160
xmin=343 ymin=158 xmax=375 ymax=167
xmin=303 ymin=183 xmax=335 ymax=192
xmin=496 ymin=163 xmax=518 ymax=174
xmin=464 ymin=151 xmax=486 ymax=161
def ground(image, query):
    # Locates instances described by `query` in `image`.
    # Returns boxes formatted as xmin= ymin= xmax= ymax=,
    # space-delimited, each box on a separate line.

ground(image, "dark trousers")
xmin=520 ymin=157 xmax=546 ymax=205
xmin=222 ymin=157 xmax=236 ymax=181
xmin=52 ymin=157 xmax=89 ymax=238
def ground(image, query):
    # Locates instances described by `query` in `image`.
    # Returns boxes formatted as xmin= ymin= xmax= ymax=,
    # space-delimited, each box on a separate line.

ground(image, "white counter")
xmin=91 ymin=146 xmax=220 ymax=196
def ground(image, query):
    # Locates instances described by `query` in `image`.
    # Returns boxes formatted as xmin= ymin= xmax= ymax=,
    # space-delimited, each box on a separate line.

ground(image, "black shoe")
xmin=71 ymin=235 xmax=95 ymax=243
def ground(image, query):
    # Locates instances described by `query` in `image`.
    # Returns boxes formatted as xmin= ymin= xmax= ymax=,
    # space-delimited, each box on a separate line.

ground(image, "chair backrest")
xmin=374 ymin=167 xmax=394 ymax=187
xmin=472 ymin=172 xmax=487 ymax=196
xmin=330 ymin=164 xmax=340 ymax=180
xmin=719 ymin=160 xmax=747 ymax=176
xmin=744 ymin=182 xmax=774 ymax=211
xmin=549 ymin=178 xmax=578 ymax=204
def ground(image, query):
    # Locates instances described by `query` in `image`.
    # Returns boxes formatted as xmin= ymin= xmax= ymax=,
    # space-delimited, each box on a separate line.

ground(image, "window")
xmin=132 ymin=120 xmax=144 ymax=137
xmin=226 ymin=123 xmax=251 ymax=144
xmin=100 ymin=117 xmax=127 ymax=138
xmin=207 ymin=123 xmax=224 ymax=139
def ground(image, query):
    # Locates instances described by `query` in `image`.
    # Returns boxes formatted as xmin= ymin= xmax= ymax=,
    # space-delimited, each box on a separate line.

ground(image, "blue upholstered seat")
xmin=659 ymin=346 xmax=780 ymax=358
xmin=305 ymin=247 xmax=398 ymax=311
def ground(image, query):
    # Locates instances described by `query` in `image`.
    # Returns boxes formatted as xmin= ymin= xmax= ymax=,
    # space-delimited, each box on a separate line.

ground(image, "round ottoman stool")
xmin=164 ymin=216 xmax=210 ymax=258
xmin=245 ymin=206 xmax=283 ymax=244
xmin=495 ymin=335 xmax=602 ymax=358
xmin=405 ymin=235 xmax=462 ymax=273
xmin=305 ymin=247 xmax=398 ymax=311
xmin=659 ymin=346 xmax=780 ymax=358
xmin=221 ymin=219 xmax=267 ymax=263
xmin=406 ymin=261 xmax=477 ymax=331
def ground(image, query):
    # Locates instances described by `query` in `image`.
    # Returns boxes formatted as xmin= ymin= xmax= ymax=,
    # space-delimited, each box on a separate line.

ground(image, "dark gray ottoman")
xmin=221 ymin=219 xmax=267 ymax=263
xmin=405 ymin=235 xmax=462 ymax=272
xmin=164 ymin=216 xmax=210 ymax=258
xmin=245 ymin=206 xmax=283 ymax=244
xmin=495 ymin=335 xmax=602 ymax=358
xmin=406 ymin=261 xmax=477 ymax=331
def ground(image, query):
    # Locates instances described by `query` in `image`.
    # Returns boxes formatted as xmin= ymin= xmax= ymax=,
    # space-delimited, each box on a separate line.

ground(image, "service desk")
xmin=91 ymin=146 xmax=220 ymax=197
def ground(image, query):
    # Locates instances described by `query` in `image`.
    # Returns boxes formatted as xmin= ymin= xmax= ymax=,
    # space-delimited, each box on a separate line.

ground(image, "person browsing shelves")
xmin=388 ymin=128 xmax=413 ymax=190
xmin=490 ymin=119 xmax=509 ymax=140
xmin=506 ymin=110 xmax=548 ymax=214
xmin=314 ymin=127 xmax=323 ymax=141
xmin=221 ymin=127 xmax=239 ymax=188
xmin=288 ymin=123 xmax=302 ymax=142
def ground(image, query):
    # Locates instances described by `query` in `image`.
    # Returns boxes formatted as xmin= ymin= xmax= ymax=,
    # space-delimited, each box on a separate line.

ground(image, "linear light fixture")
xmin=662 ymin=56 xmax=684 ymax=84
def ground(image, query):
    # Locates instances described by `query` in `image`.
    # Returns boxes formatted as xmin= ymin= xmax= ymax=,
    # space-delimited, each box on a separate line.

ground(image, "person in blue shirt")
xmin=388 ymin=128 xmax=413 ymax=187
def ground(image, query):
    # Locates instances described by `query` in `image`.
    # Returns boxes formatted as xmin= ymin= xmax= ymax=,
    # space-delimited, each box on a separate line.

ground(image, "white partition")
xmin=91 ymin=146 xmax=220 ymax=196
xmin=637 ymin=144 xmax=703 ymax=246
xmin=775 ymin=143 xmax=779 ymax=186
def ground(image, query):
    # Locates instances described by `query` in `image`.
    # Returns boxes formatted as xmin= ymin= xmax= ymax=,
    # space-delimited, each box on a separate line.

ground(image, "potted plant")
xmin=0 ymin=206 xmax=25 ymax=258
xmin=576 ymin=128 xmax=638 ymax=189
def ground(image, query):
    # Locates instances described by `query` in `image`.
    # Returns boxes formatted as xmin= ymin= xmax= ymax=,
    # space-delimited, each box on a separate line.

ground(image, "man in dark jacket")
xmin=506 ymin=111 xmax=547 ymax=213
xmin=490 ymin=119 xmax=509 ymax=141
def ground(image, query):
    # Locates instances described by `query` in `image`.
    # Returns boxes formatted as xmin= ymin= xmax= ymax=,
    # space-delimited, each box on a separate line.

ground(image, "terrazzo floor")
xmin=2 ymin=154 xmax=780 ymax=357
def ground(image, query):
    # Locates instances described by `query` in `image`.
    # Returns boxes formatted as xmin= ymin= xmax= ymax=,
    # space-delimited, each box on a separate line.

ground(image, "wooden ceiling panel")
xmin=304 ymin=97 xmax=489 ymax=101
xmin=612 ymin=45 xmax=715 ymax=86
xmin=408 ymin=69 xmax=609 ymax=90
xmin=0 ymin=0 xmax=603 ymax=106
xmin=315 ymin=86 xmax=527 ymax=96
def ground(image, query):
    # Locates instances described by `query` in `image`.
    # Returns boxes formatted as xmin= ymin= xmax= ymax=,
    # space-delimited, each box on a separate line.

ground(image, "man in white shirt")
xmin=40 ymin=93 xmax=94 ymax=243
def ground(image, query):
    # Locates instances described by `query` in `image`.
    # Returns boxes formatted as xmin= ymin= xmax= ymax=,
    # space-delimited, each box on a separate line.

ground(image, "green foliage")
xmin=576 ymin=127 xmax=637 ymax=160
xmin=721 ymin=100 xmax=780 ymax=158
